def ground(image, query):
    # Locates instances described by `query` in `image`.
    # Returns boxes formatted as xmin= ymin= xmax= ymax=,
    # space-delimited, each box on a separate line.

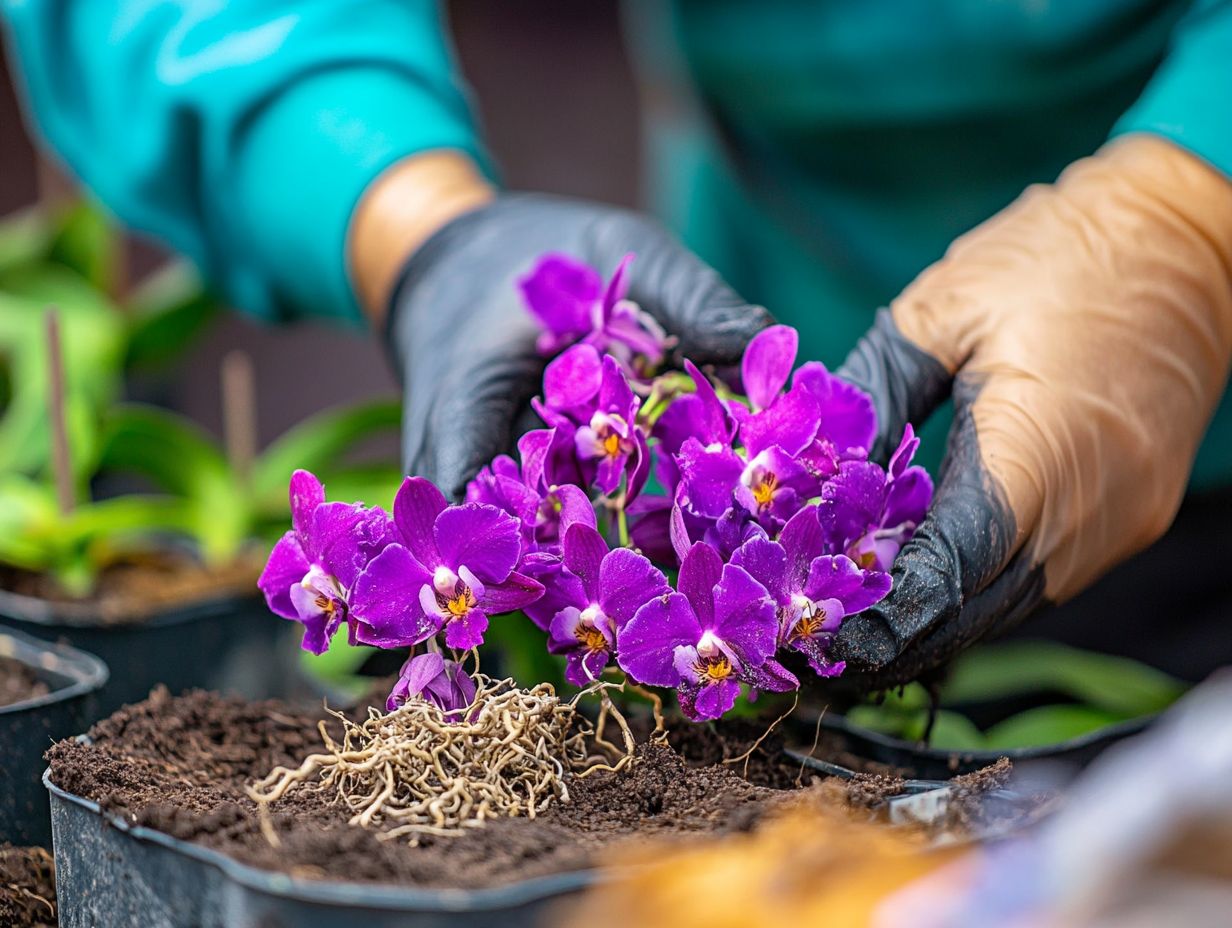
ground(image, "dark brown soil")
xmin=0 ymin=552 xmax=262 ymax=624
xmin=0 ymin=657 xmax=49 ymax=708
xmin=45 ymin=689 xmax=1015 ymax=890
xmin=0 ymin=845 xmax=56 ymax=928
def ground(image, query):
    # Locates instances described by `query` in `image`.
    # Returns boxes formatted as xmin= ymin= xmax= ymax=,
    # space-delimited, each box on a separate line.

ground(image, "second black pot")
xmin=0 ymin=589 xmax=298 ymax=718
xmin=0 ymin=629 xmax=107 ymax=846
xmin=788 ymin=708 xmax=1152 ymax=781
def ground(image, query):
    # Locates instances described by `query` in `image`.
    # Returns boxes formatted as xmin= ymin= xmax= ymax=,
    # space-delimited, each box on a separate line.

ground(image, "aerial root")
xmin=248 ymin=675 xmax=633 ymax=843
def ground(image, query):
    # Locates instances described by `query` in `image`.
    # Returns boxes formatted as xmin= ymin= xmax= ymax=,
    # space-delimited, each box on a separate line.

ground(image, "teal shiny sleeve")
xmin=1114 ymin=0 xmax=1232 ymax=180
xmin=0 ymin=1 xmax=483 ymax=323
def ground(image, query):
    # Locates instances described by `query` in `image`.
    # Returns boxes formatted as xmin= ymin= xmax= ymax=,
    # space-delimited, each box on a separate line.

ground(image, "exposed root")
xmin=722 ymin=692 xmax=799 ymax=779
xmin=248 ymin=675 xmax=632 ymax=843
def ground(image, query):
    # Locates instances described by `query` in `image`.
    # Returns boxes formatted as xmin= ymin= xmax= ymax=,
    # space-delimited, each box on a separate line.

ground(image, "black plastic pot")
xmin=788 ymin=709 xmax=1153 ymax=780
xmin=788 ymin=749 xmax=1045 ymax=839
xmin=46 ymin=766 xmax=595 ymax=928
xmin=1 ymin=629 xmax=107 ymax=846
xmin=0 ymin=589 xmax=299 ymax=717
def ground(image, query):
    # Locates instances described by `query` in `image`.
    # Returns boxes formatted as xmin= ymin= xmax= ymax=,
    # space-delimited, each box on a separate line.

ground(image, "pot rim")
xmin=0 ymin=628 xmax=109 ymax=714
xmin=0 ymin=586 xmax=261 ymax=629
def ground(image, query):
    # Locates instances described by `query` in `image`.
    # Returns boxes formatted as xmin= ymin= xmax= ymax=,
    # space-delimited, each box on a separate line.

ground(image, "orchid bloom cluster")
xmin=259 ymin=253 xmax=933 ymax=722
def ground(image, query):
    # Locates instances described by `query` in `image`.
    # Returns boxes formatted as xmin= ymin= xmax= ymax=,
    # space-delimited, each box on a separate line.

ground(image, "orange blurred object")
xmin=559 ymin=789 xmax=965 ymax=928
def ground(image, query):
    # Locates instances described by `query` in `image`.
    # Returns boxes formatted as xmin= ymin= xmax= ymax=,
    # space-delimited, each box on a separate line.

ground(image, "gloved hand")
xmin=831 ymin=134 xmax=1232 ymax=688
xmin=380 ymin=186 xmax=772 ymax=500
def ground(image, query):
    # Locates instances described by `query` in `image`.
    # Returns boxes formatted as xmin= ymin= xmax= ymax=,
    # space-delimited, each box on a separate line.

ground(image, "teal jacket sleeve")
xmin=0 ymin=1 xmax=483 ymax=323
xmin=1114 ymin=0 xmax=1232 ymax=180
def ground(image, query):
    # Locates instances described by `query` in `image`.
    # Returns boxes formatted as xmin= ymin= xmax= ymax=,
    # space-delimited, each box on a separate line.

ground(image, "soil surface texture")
xmin=46 ymin=688 xmax=1012 ymax=890
xmin=0 ymin=553 xmax=262 ymax=624
xmin=0 ymin=656 xmax=49 ymax=708
xmin=0 ymin=845 xmax=56 ymax=928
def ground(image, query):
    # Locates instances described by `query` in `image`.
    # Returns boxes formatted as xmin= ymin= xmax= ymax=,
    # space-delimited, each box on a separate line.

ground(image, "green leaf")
xmin=47 ymin=201 xmax=119 ymax=294
xmin=124 ymin=262 xmax=219 ymax=370
xmin=941 ymin=640 xmax=1186 ymax=718
xmin=252 ymin=400 xmax=401 ymax=505
xmin=0 ymin=474 xmax=59 ymax=570
xmin=981 ymin=704 xmax=1127 ymax=750
xmin=0 ymin=275 xmax=123 ymax=479
xmin=0 ymin=207 xmax=53 ymax=274
xmin=97 ymin=405 xmax=247 ymax=564
xmin=298 ymin=633 xmax=382 ymax=700
xmin=926 ymin=710 xmax=989 ymax=751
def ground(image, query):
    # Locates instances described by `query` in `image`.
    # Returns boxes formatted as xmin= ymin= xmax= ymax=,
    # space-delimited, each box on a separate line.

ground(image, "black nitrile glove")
xmin=829 ymin=137 xmax=1232 ymax=690
xmin=386 ymin=194 xmax=773 ymax=500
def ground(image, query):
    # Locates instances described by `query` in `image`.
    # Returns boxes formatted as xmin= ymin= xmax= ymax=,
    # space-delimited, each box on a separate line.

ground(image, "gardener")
xmin=5 ymin=2 xmax=1232 ymax=687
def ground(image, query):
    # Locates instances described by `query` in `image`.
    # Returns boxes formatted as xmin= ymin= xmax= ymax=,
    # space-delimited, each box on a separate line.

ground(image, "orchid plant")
xmin=260 ymin=253 xmax=933 ymax=721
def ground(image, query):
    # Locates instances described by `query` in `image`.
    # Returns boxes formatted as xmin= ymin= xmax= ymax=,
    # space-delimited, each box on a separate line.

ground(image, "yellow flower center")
xmin=445 ymin=591 xmax=475 ymax=617
xmin=695 ymin=655 xmax=734 ymax=683
xmin=792 ymin=606 xmax=827 ymax=641
xmin=576 ymin=624 xmax=608 ymax=653
xmin=855 ymin=550 xmax=877 ymax=570
xmin=313 ymin=593 xmax=336 ymax=617
xmin=751 ymin=473 xmax=778 ymax=509
xmin=602 ymin=432 xmax=623 ymax=458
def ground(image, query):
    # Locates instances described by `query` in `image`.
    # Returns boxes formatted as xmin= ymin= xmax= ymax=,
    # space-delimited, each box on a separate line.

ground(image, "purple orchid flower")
xmin=466 ymin=452 xmax=596 ymax=553
xmin=520 ymin=253 xmax=668 ymax=372
xmin=820 ymin=424 xmax=934 ymax=571
xmin=465 ymin=454 xmax=541 ymax=546
xmin=546 ymin=523 xmax=671 ymax=686
xmin=520 ymin=253 xmax=605 ymax=356
xmin=386 ymin=651 xmax=477 ymax=715
xmin=731 ymin=326 xmax=822 ymax=461
xmin=731 ymin=506 xmax=890 ymax=677
xmin=572 ymin=356 xmax=650 ymax=498
xmin=792 ymin=361 xmax=877 ymax=477
xmin=619 ymin=542 xmax=796 ymax=721
xmin=258 ymin=470 xmax=395 ymax=655
xmin=653 ymin=361 xmax=737 ymax=457
xmin=519 ymin=494 xmax=601 ymax=629
xmin=349 ymin=478 xmax=544 ymax=651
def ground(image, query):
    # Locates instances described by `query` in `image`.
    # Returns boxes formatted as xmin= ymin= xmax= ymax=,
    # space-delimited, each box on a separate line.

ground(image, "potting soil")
xmin=0 ymin=657 xmax=49 ymax=708
xmin=0 ymin=844 xmax=56 ymax=928
xmin=46 ymin=688 xmax=1011 ymax=890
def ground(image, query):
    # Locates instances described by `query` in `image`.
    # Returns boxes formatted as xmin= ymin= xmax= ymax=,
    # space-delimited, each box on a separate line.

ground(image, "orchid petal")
xmin=350 ymin=544 xmax=439 ymax=648
xmin=598 ymin=547 xmax=670 ymax=628
xmin=618 ymin=592 xmax=703 ymax=686
xmin=435 ymin=504 xmax=522 ymax=583
xmin=711 ymin=563 xmax=779 ymax=666
xmin=288 ymin=470 xmax=325 ymax=549
xmin=741 ymin=325 xmax=797 ymax=411
xmin=393 ymin=477 xmax=448 ymax=568
xmin=482 ymin=571 xmax=545 ymax=613
xmin=562 ymin=522 xmax=607 ymax=600
xmin=677 ymin=542 xmax=724 ymax=627
xmin=258 ymin=532 xmax=311 ymax=620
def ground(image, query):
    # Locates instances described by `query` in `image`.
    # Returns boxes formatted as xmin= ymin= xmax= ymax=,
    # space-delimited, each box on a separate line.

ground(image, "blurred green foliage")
xmin=847 ymin=640 xmax=1187 ymax=750
xmin=0 ymin=200 xmax=402 ymax=596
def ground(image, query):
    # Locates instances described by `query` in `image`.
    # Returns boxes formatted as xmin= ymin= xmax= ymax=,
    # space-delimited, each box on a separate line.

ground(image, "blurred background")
xmin=0 ymin=0 xmax=639 ymax=445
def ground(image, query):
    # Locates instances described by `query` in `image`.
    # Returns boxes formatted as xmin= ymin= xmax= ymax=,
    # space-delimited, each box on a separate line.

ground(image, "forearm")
xmin=348 ymin=150 xmax=494 ymax=326
xmin=1 ymin=0 xmax=485 ymax=323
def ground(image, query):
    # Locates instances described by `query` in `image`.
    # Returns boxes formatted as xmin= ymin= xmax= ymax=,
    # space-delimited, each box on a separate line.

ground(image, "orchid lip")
xmin=300 ymin=565 xmax=344 ymax=606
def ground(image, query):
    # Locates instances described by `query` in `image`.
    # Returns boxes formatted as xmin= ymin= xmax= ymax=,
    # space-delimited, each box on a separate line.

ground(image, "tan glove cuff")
xmin=891 ymin=134 xmax=1232 ymax=600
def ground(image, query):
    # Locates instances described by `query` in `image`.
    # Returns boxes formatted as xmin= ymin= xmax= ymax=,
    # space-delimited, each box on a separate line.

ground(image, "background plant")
xmin=0 ymin=200 xmax=402 ymax=597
